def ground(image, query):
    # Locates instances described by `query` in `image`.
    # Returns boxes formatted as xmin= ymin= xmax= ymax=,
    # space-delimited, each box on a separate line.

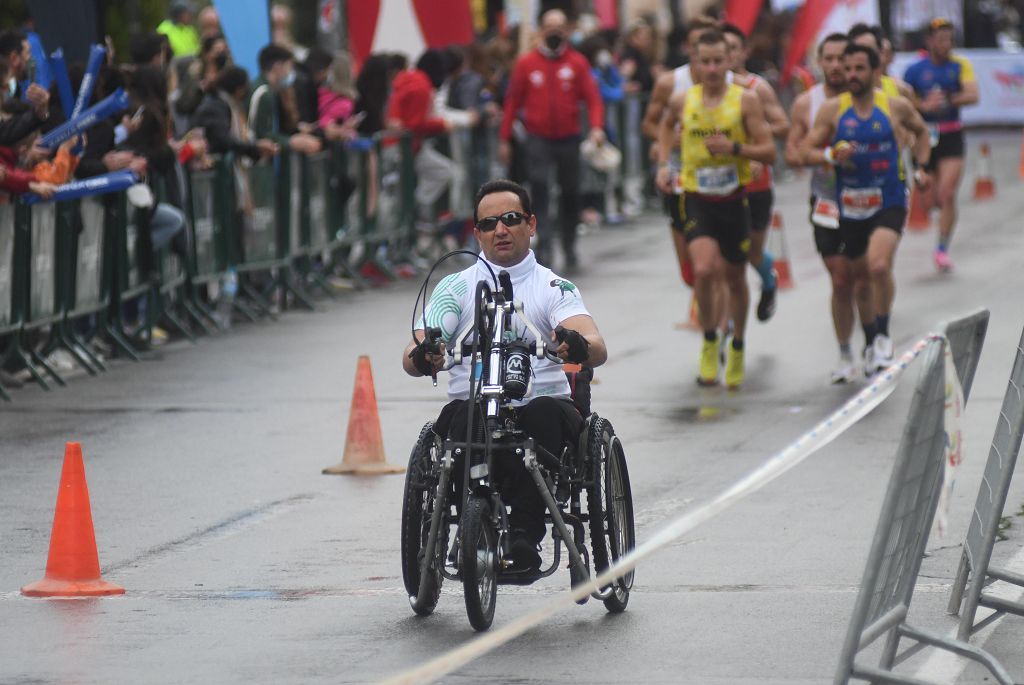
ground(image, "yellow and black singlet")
xmin=681 ymin=83 xmax=750 ymax=197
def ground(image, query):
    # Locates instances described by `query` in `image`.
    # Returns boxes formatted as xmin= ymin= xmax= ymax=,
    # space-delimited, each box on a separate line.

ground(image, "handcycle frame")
xmin=404 ymin=268 xmax=634 ymax=630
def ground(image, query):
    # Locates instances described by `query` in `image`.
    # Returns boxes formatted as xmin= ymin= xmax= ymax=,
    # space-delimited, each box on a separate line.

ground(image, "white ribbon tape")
xmin=381 ymin=335 xmax=950 ymax=685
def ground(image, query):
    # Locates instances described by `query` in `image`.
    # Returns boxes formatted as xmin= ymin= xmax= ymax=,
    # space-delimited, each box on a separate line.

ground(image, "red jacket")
xmin=387 ymin=69 xmax=447 ymax=150
xmin=500 ymin=47 xmax=603 ymax=141
xmin=0 ymin=146 xmax=36 ymax=194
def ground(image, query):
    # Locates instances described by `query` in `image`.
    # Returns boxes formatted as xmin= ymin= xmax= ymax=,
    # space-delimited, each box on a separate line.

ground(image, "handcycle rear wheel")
xmin=401 ymin=422 xmax=443 ymax=616
xmin=461 ymin=495 xmax=498 ymax=631
xmin=585 ymin=416 xmax=636 ymax=613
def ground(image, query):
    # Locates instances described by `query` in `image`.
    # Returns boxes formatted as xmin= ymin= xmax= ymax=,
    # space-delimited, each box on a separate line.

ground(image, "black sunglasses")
xmin=475 ymin=211 xmax=530 ymax=232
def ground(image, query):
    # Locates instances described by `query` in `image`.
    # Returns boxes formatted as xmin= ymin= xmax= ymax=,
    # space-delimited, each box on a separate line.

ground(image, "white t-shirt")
xmin=423 ymin=251 xmax=590 ymax=402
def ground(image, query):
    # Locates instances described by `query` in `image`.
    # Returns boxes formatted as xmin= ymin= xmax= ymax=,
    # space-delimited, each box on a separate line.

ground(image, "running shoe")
xmin=756 ymin=278 xmax=778 ymax=322
xmin=874 ymin=334 xmax=895 ymax=372
xmin=724 ymin=343 xmax=745 ymax=390
xmin=830 ymin=352 xmax=856 ymax=384
xmin=698 ymin=338 xmax=719 ymax=386
xmin=933 ymin=249 xmax=953 ymax=273
xmin=863 ymin=345 xmax=878 ymax=378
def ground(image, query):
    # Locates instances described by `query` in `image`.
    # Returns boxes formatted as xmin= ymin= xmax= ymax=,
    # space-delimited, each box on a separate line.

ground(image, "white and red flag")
xmin=782 ymin=0 xmax=880 ymax=84
xmin=348 ymin=0 xmax=475 ymax=66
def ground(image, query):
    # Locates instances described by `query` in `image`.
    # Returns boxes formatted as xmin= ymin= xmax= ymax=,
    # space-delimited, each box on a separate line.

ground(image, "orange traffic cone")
xmin=907 ymin=184 xmax=932 ymax=231
xmin=973 ymin=143 xmax=996 ymax=200
xmin=22 ymin=443 xmax=125 ymax=597
xmin=674 ymin=292 xmax=700 ymax=330
xmin=322 ymin=356 xmax=404 ymax=475
xmin=769 ymin=211 xmax=793 ymax=290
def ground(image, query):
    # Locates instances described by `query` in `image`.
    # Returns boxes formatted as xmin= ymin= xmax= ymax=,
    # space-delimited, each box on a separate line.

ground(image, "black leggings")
xmin=433 ymin=396 xmax=583 ymax=545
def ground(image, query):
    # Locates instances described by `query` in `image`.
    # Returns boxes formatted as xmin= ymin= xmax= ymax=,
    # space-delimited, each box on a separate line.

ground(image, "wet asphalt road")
xmin=2 ymin=131 xmax=1024 ymax=684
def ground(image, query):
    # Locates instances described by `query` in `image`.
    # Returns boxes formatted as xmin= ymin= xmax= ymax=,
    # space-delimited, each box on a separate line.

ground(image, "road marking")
xmin=911 ymin=543 xmax=1024 ymax=682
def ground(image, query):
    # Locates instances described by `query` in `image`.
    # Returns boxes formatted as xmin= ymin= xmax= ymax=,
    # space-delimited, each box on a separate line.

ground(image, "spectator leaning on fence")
xmin=498 ymin=9 xmax=605 ymax=271
xmin=249 ymin=44 xmax=321 ymax=155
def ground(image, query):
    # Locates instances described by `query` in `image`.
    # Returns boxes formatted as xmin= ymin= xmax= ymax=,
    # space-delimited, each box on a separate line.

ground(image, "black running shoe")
xmin=756 ymin=284 xmax=777 ymax=322
xmin=507 ymin=530 xmax=542 ymax=572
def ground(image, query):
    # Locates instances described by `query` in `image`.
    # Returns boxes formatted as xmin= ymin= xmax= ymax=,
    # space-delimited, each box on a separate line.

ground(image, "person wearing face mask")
xmin=499 ymin=9 xmax=605 ymax=272
xmin=248 ymin=43 xmax=321 ymax=155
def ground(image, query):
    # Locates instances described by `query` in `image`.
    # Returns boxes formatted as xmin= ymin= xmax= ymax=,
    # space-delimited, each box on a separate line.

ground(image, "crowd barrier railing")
xmin=0 ymin=109 xmax=654 ymax=399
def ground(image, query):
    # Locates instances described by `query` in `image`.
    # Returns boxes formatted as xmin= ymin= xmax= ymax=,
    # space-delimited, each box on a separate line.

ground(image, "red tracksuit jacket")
xmin=500 ymin=47 xmax=603 ymax=141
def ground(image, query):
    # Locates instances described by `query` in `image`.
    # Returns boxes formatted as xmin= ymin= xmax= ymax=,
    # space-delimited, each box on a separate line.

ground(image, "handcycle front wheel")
xmin=461 ymin=495 xmax=498 ymax=631
xmin=401 ymin=422 xmax=443 ymax=616
xmin=585 ymin=416 xmax=636 ymax=613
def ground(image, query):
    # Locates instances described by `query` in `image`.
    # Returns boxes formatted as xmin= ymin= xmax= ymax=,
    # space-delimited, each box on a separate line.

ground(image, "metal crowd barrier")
xmin=948 ymin=322 xmax=1024 ymax=640
xmin=0 ymin=132 xmax=425 ymax=399
xmin=834 ymin=310 xmax=1013 ymax=684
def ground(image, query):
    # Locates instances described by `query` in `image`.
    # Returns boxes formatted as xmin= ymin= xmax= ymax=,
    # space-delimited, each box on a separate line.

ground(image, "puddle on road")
xmin=665 ymin=405 xmax=737 ymax=423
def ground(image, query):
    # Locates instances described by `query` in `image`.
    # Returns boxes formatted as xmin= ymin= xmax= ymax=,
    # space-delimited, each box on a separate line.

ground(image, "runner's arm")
xmin=656 ymin=91 xmax=684 ymax=167
xmin=755 ymin=79 xmax=789 ymax=139
xmin=801 ymin=99 xmax=838 ymax=166
xmin=893 ymin=96 xmax=932 ymax=168
xmin=738 ymin=90 xmax=775 ymax=165
xmin=641 ymin=72 xmax=674 ymax=140
xmin=950 ymin=80 xmax=979 ymax=107
xmin=783 ymin=93 xmax=810 ymax=167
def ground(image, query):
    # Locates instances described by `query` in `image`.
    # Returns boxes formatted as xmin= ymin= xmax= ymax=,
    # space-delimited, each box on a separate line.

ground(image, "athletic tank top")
xmin=667 ymin=66 xmax=734 ymax=186
xmin=832 ymin=90 xmax=906 ymax=218
xmin=880 ymin=75 xmax=900 ymax=98
xmin=807 ymin=84 xmax=836 ymax=200
xmin=739 ymin=73 xmax=772 ymax=192
xmin=681 ymin=83 xmax=751 ymax=196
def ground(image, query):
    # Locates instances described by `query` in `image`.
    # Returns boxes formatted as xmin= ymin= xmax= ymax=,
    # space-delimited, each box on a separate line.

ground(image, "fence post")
xmin=948 ymin=321 xmax=1024 ymax=639
xmin=0 ymin=203 xmax=20 ymax=400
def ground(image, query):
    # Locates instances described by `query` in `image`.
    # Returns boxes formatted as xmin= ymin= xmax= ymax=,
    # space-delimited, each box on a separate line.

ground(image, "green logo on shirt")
xmin=550 ymin=279 xmax=577 ymax=298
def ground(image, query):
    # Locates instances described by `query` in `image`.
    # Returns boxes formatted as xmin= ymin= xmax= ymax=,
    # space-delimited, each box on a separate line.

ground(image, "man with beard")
xmin=786 ymin=33 xmax=871 ymax=383
xmin=803 ymin=44 xmax=931 ymax=377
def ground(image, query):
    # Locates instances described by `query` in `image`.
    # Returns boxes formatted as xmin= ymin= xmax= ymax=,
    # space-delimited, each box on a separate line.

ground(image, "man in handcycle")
xmin=402 ymin=179 xmax=608 ymax=573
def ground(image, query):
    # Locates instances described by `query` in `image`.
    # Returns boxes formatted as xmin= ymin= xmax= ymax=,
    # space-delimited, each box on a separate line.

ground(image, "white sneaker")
xmin=863 ymin=345 xmax=878 ymax=378
xmin=873 ymin=334 xmax=894 ymax=372
xmin=831 ymin=352 xmax=856 ymax=384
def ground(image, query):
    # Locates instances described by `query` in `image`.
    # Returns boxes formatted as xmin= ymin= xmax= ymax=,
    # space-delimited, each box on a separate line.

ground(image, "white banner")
xmin=816 ymin=0 xmax=880 ymax=47
xmin=892 ymin=49 xmax=1024 ymax=126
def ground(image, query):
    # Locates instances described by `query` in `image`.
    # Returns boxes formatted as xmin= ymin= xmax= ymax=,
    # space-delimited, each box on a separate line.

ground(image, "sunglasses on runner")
xmin=475 ymin=211 xmax=530 ymax=232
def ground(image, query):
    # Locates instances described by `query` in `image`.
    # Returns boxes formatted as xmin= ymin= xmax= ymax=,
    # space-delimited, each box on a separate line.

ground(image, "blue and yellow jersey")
xmin=681 ymin=83 xmax=751 ymax=196
xmin=903 ymin=54 xmax=975 ymax=127
xmin=832 ymin=91 xmax=906 ymax=219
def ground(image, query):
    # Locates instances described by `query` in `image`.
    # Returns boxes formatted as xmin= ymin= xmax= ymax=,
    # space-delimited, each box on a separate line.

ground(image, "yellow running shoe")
xmin=725 ymin=343 xmax=745 ymax=390
xmin=697 ymin=338 xmax=719 ymax=386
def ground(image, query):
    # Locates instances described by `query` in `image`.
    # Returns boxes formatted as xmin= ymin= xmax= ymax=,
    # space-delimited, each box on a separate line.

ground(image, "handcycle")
xmin=400 ymin=259 xmax=636 ymax=631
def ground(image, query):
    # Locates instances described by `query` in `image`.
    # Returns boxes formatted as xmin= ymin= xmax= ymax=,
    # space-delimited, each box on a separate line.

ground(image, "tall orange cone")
xmin=973 ymin=143 xmax=996 ymax=200
xmin=907 ymin=184 xmax=932 ymax=231
xmin=769 ymin=211 xmax=793 ymax=290
xmin=323 ymin=356 xmax=404 ymax=475
xmin=22 ymin=443 xmax=125 ymax=597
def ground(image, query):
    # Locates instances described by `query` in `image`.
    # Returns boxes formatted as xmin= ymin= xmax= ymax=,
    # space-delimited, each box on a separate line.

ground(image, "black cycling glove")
xmin=409 ymin=328 xmax=442 ymax=376
xmin=554 ymin=326 xmax=590 ymax=364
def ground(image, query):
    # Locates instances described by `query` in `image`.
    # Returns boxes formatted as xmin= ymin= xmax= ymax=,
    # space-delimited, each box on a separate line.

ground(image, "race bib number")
xmin=812 ymin=198 xmax=840 ymax=229
xmin=695 ymin=164 xmax=739 ymax=196
xmin=927 ymin=124 xmax=940 ymax=148
xmin=840 ymin=187 xmax=883 ymax=220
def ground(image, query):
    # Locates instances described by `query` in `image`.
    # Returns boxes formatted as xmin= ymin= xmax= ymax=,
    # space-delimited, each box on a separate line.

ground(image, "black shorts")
xmin=838 ymin=206 xmax=906 ymax=259
xmin=925 ymin=129 xmax=965 ymax=172
xmin=748 ymin=188 xmax=774 ymax=233
xmin=809 ymin=196 xmax=843 ymax=257
xmin=663 ymin=192 xmax=684 ymax=232
xmin=681 ymin=192 xmax=751 ymax=265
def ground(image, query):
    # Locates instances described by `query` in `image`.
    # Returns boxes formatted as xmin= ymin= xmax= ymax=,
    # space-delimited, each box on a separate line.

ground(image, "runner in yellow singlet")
xmin=655 ymin=30 xmax=775 ymax=390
